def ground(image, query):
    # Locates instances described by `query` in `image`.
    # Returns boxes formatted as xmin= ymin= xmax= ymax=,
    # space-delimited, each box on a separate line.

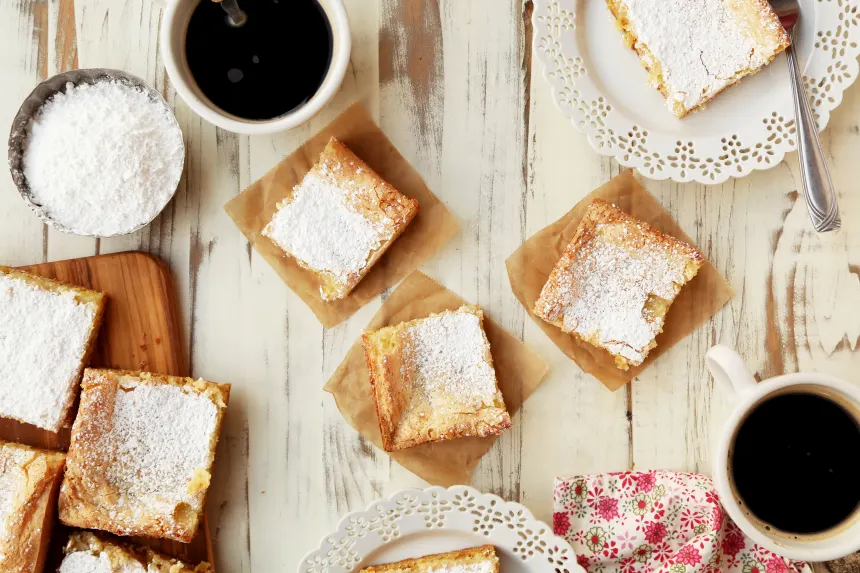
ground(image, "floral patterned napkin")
xmin=553 ymin=471 xmax=810 ymax=573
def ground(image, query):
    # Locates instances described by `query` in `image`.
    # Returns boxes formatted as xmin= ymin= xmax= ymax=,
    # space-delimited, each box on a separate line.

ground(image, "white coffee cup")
xmin=160 ymin=0 xmax=350 ymax=135
xmin=707 ymin=345 xmax=860 ymax=562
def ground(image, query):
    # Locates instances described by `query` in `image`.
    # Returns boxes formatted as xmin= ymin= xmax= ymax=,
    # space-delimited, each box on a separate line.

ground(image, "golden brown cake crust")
xmin=534 ymin=199 xmax=704 ymax=370
xmin=326 ymin=138 xmax=420 ymax=299
xmin=58 ymin=368 xmax=230 ymax=543
xmin=361 ymin=545 xmax=499 ymax=573
xmin=0 ymin=266 xmax=106 ymax=432
xmin=0 ymin=440 xmax=65 ymax=573
xmin=62 ymin=531 xmax=212 ymax=573
xmin=363 ymin=330 xmax=402 ymax=452
xmin=262 ymin=137 xmax=419 ymax=301
xmin=363 ymin=305 xmax=511 ymax=452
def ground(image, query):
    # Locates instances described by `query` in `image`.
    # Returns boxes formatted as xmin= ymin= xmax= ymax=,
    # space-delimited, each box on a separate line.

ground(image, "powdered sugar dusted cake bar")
xmin=0 ymin=266 xmax=105 ymax=432
xmin=58 ymin=369 xmax=230 ymax=542
xmin=0 ymin=441 xmax=65 ymax=573
xmin=534 ymin=200 xmax=704 ymax=370
xmin=362 ymin=305 xmax=511 ymax=451
xmin=361 ymin=545 xmax=499 ymax=573
xmin=262 ymin=137 xmax=419 ymax=301
xmin=59 ymin=531 xmax=211 ymax=573
xmin=606 ymin=0 xmax=790 ymax=117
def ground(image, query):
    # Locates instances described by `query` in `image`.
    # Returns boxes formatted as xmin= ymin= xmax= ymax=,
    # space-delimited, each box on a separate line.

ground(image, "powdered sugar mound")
xmin=562 ymin=236 xmax=685 ymax=362
xmin=0 ymin=276 xmax=96 ymax=430
xmin=22 ymin=80 xmax=184 ymax=236
xmin=404 ymin=311 xmax=498 ymax=407
xmin=104 ymin=382 xmax=217 ymax=519
xmin=263 ymin=172 xmax=388 ymax=281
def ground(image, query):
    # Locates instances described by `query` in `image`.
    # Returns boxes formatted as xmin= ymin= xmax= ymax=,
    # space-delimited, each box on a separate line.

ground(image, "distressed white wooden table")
xmin=1 ymin=1 xmax=858 ymax=571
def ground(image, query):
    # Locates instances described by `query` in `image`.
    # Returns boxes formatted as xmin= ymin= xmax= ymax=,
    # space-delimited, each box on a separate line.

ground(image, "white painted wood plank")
xmin=181 ymin=119 xmax=252 ymax=573
xmin=236 ymin=1 xmax=383 ymax=567
xmin=0 ymin=0 xmax=47 ymax=266
xmin=376 ymin=0 xmax=449 ymax=494
xmin=771 ymin=91 xmax=860 ymax=378
xmin=377 ymin=0 xmax=537 ymax=501
xmin=520 ymin=37 xmax=630 ymax=522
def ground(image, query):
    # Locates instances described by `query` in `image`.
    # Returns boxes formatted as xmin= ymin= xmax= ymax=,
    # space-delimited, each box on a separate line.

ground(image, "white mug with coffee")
xmin=707 ymin=345 xmax=860 ymax=562
xmin=161 ymin=0 xmax=351 ymax=134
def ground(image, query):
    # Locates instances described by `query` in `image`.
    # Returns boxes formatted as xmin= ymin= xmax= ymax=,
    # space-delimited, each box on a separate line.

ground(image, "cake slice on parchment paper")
xmin=534 ymin=200 xmax=704 ymax=370
xmin=362 ymin=305 xmax=511 ymax=451
xmin=262 ymin=137 xmax=419 ymax=301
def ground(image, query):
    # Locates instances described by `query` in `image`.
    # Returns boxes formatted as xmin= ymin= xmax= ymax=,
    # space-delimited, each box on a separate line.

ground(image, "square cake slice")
xmin=534 ymin=200 xmax=704 ymax=370
xmin=59 ymin=531 xmax=211 ymax=573
xmin=361 ymin=545 xmax=499 ymax=573
xmin=362 ymin=305 xmax=511 ymax=452
xmin=0 ymin=441 xmax=65 ymax=573
xmin=262 ymin=137 xmax=419 ymax=301
xmin=58 ymin=369 xmax=230 ymax=542
xmin=606 ymin=0 xmax=790 ymax=117
xmin=0 ymin=266 xmax=105 ymax=432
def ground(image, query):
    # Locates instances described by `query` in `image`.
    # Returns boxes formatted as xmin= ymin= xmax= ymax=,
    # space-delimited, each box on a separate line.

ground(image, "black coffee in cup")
xmin=731 ymin=391 xmax=860 ymax=535
xmin=185 ymin=0 xmax=333 ymax=120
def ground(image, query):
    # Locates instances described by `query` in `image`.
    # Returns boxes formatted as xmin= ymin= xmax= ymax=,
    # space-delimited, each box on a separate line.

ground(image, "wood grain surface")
xmin=0 ymin=0 xmax=857 ymax=571
xmin=4 ymin=252 xmax=212 ymax=568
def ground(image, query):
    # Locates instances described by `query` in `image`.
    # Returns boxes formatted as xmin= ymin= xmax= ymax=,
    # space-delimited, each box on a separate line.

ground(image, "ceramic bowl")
xmin=7 ymin=68 xmax=185 ymax=238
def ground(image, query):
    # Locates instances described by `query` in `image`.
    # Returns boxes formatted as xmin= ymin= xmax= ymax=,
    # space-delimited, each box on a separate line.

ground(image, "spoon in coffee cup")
xmin=213 ymin=0 xmax=247 ymax=27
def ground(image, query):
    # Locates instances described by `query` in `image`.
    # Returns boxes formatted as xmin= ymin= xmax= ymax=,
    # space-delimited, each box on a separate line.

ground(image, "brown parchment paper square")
xmin=506 ymin=170 xmax=733 ymax=392
xmin=225 ymin=103 xmax=459 ymax=328
xmin=324 ymin=271 xmax=550 ymax=486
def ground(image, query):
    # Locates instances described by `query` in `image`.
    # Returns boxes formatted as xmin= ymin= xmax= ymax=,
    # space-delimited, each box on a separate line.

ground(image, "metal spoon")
xmin=770 ymin=0 xmax=841 ymax=232
xmin=214 ymin=0 xmax=247 ymax=28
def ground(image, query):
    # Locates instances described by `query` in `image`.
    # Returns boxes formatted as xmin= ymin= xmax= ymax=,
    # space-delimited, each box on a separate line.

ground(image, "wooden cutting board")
xmin=2 ymin=252 xmax=214 ymax=569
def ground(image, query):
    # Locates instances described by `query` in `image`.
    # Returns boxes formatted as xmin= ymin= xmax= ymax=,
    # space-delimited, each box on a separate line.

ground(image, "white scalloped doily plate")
xmin=533 ymin=0 xmax=860 ymax=184
xmin=298 ymin=486 xmax=585 ymax=573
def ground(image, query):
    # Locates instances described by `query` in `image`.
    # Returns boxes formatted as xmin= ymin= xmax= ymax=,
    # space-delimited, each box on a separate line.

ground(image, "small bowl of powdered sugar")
xmin=8 ymin=69 xmax=185 ymax=237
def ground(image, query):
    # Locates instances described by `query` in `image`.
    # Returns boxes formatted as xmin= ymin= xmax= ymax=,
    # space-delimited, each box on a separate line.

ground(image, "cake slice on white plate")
xmin=605 ymin=0 xmax=790 ymax=117
xmin=360 ymin=545 xmax=499 ymax=573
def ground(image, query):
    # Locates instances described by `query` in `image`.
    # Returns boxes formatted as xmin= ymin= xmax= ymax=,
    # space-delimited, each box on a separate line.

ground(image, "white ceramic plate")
xmin=299 ymin=486 xmax=585 ymax=573
xmin=533 ymin=0 xmax=860 ymax=184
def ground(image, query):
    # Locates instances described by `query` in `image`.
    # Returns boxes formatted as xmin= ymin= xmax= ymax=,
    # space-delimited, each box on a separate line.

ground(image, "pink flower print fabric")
xmin=553 ymin=472 xmax=810 ymax=573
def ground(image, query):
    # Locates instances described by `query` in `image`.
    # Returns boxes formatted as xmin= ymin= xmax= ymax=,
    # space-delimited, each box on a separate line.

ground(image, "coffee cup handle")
xmin=706 ymin=345 xmax=758 ymax=398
